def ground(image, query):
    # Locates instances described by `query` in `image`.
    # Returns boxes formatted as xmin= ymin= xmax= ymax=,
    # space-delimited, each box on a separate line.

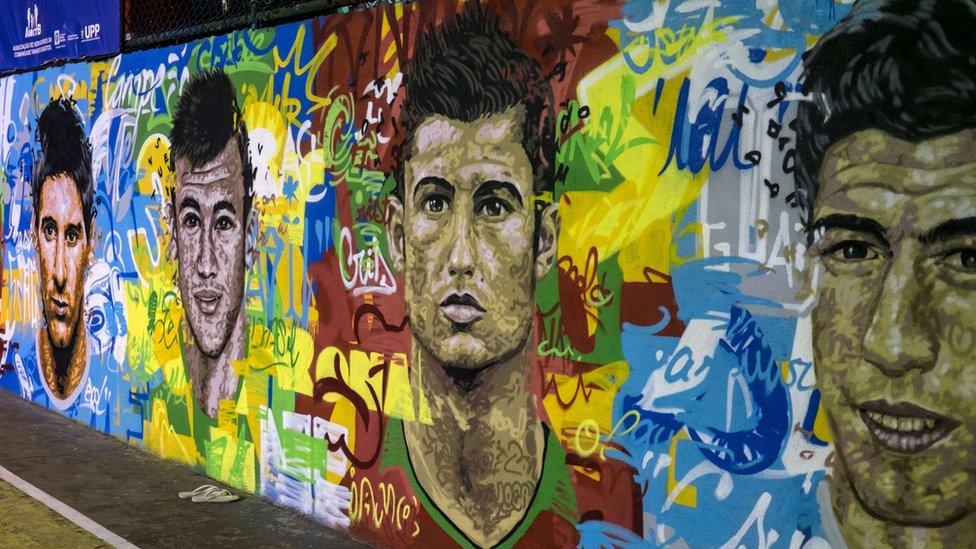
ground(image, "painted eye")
xmin=478 ymin=198 xmax=510 ymax=219
xmin=944 ymin=248 xmax=976 ymax=271
xmin=423 ymin=196 xmax=448 ymax=213
xmin=43 ymin=224 xmax=56 ymax=240
xmin=182 ymin=214 xmax=200 ymax=230
xmin=826 ymin=240 xmax=878 ymax=262
xmin=65 ymin=229 xmax=78 ymax=245
xmin=215 ymin=217 xmax=233 ymax=231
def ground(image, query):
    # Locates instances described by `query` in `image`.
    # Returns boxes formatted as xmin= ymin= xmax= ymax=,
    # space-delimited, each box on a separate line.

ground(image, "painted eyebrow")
xmin=473 ymin=180 xmax=524 ymax=207
xmin=40 ymin=215 xmax=56 ymax=227
xmin=179 ymin=197 xmax=200 ymax=212
xmin=213 ymin=200 xmax=236 ymax=216
xmin=919 ymin=216 xmax=976 ymax=246
xmin=810 ymin=213 xmax=889 ymax=248
xmin=412 ymin=176 xmax=454 ymax=200
xmin=64 ymin=222 xmax=83 ymax=234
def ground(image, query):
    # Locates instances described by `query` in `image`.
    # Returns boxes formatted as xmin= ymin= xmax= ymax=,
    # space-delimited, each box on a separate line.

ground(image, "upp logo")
xmin=82 ymin=23 xmax=100 ymax=41
xmin=24 ymin=4 xmax=41 ymax=39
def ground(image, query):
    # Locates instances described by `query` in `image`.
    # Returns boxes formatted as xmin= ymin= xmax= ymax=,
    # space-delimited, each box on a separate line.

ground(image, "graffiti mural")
xmin=0 ymin=0 xmax=973 ymax=546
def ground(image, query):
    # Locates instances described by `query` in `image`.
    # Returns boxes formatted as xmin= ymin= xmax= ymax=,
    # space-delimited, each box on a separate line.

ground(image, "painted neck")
xmin=411 ymin=340 xmax=536 ymax=428
xmin=184 ymin=309 xmax=246 ymax=418
xmin=39 ymin=325 xmax=88 ymax=399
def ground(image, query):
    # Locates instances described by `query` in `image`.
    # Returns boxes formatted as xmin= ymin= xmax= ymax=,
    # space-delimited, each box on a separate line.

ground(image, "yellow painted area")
xmin=272 ymin=25 xmax=337 ymax=116
xmin=144 ymin=398 xmax=202 ymax=467
xmin=667 ymin=430 xmax=697 ymax=508
xmin=313 ymin=346 xmax=416 ymax=421
xmin=560 ymin=19 xmax=737 ymax=284
xmin=208 ymin=424 xmax=257 ymax=491
xmin=135 ymin=133 xmax=171 ymax=196
xmin=813 ymin=399 xmax=834 ymax=443
xmin=242 ymin=101 xmax=287 ymax=185
xmin=544 ymin=361 xmax=629 ymax=449
xmin=326 ymin=400 xmax=357 ymax=483
xmin=382 ymin=5 xmax=405 ymax=79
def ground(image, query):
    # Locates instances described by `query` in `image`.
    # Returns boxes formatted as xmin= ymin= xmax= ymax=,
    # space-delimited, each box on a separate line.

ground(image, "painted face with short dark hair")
xmin=810 ymin=128 xmax=976 ymax=526
xmin=394 ymin=106 xmax=556 ymax=371
xmin=37 ymin=174 xmax=90 ymax=350
xmin=172 ymin=137 xmax=248 ymax=359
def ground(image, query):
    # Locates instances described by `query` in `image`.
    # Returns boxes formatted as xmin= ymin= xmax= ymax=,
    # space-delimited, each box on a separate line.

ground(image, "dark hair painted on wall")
xmin=169 ymin=68 xmax=254 ymax=216
xmin=795 ymin=0 xmax=976 ymax=228
xmin=32 ymin=98 xmax=95 ymax=236
xmin=394 ymin=2 xmax=556 ymax=200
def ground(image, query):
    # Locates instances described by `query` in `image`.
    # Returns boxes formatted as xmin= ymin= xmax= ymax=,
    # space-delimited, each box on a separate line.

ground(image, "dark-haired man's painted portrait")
xmin=165 ymin=68 xmax=256 ymax=419
xmin=32 ymin=98 xmax=94 ymax=408
xmin=382 ymin=5 xmax=567 ymax=546
xmin=797 ymin=0 xmax=976 ymax=545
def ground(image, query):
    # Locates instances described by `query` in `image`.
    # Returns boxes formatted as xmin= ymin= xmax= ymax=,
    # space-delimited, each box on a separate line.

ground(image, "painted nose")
xmin=53 ymin=233 xmax=68 ymax=291
xmin=448 ymin=214 xmax=475 ymax=278
xmin=861 ymin=254 xmax=938 ymax=376
xmin=196 ymin=230 xmax=218 ymax=279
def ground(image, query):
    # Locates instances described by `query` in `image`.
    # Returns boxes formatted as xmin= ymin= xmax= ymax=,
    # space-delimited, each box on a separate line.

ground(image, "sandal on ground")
xmin=178 ymin=485 xmax=218 ymax=499
xmin=191 ymin=487 xmax=240 ymax=503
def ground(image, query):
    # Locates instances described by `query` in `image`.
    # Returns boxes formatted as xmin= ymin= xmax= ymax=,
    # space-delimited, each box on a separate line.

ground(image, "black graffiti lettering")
xmin=782 ymin=149 xmax=796 ymax=174
xmin=731 ymin=104 xmax=750 ymax=127
xmin=764 ymin=179 xmax=780 ymax=199
xmin=786 ymin=191 xmax=799 ymax=208
xmin=766 ymin=119 xmax=781 ymax=139
xmin=744 ymin=150 xmax=762 ymax=165
xmin=766 ymin=81 xmax=788 ymax=109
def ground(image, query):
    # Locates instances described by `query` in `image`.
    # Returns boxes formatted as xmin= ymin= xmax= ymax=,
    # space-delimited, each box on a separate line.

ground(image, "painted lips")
xmin=858 ymin=400 xmax=961 ymax=454
xmin=440 ymin=293 xmax=486 ymax=324
xmin=193 ymin=289 xmax=222 ymax=315
xmin=50 ymin=297 xmax=70 ymax=317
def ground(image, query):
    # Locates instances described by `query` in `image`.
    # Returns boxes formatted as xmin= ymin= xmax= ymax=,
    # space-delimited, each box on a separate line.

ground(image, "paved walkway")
xmin=0 ymin=390 xmax=366 ymax=548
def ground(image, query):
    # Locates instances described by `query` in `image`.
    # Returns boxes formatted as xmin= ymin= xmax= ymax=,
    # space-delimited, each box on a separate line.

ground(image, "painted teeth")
xmin=864 ymin=411 xmax=938 ymax=433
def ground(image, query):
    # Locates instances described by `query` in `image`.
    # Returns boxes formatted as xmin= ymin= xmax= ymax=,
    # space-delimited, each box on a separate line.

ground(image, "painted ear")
xmin=245 ymin=206 xmax=259 ymax=270
xmin=386 ymin=196 xmax=405 ymax=272
xmin=535 ymin=201 xmax=559 ymax=280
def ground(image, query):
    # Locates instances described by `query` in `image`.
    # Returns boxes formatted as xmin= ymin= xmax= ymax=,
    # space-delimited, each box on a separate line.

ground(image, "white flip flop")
xmin=178 ymin=485 xmax=218 ymax=499
xmin=191 ymin=487 xmax=240 ymax=503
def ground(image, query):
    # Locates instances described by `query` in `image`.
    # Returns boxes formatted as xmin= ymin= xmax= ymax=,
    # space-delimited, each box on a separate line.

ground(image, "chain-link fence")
xmin=123 ymin=0 xmax=361 ymax=51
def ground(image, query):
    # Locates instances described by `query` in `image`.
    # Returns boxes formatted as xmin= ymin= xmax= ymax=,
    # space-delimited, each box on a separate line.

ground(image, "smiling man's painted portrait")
xmin=796 ymin=0 xmax=976 ymax=545
xmin=167 ymin=69 xmax=256 ymax=419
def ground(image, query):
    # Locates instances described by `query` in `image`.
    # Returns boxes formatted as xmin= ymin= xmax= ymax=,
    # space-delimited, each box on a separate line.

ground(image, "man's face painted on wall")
xmin=811 ymin=128 xmax=976 ymax=526
xmin=392 ymin=106 xmax=557 ymax=371
xmin=172 ymin=137 xmax=249 ymax=359
xmin=37 ymin=174 xmax=90 ymax=349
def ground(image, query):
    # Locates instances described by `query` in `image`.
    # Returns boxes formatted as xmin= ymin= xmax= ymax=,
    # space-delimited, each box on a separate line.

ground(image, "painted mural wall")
xmin=1 ymin=0 xmax=974 ymax=546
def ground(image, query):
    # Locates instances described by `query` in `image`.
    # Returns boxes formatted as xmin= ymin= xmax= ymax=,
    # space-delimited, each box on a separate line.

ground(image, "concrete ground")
xmin=0 ymin=390 xmax=367 ymax=548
